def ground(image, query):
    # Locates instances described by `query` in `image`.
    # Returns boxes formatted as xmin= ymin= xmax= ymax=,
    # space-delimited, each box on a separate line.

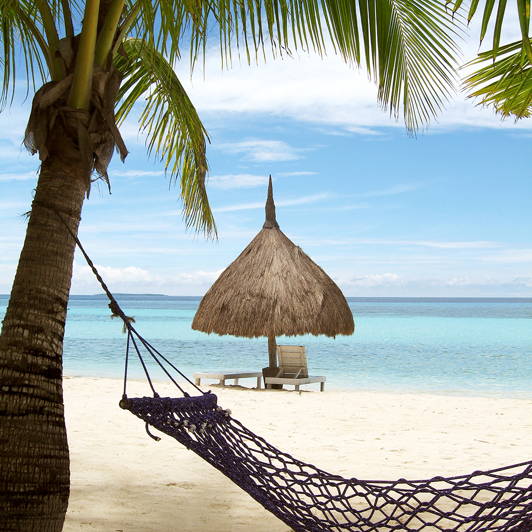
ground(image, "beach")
xmin=63 ymin=377 xmax=532 ymax=532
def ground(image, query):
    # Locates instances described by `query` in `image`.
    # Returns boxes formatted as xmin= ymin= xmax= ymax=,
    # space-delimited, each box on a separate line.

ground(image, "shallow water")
xmin=1 ymin=295 xmax=530 ymax=397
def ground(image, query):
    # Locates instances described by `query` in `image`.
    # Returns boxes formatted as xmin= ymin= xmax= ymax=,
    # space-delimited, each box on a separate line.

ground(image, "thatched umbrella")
xmin=191 ymin=176 xmax=354 ymax=371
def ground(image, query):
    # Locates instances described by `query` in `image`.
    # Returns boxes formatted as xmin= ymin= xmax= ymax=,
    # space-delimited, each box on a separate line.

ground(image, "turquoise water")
xmin=0 ymin=296 xmax=531 ymax=397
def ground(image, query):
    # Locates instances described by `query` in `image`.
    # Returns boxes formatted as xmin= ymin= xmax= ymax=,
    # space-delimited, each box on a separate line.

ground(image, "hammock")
xmin=57 ymin=210 xmax=532 ymax=532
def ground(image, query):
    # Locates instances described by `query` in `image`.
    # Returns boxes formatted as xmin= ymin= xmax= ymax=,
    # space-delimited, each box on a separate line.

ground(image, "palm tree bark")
xmin=0 ymin=156 xmax=86 ymax=531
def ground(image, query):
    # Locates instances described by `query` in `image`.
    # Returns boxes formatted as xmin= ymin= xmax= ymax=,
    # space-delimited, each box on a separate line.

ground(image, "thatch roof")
xmin=191 ymin=177 xmax=354 ymax=339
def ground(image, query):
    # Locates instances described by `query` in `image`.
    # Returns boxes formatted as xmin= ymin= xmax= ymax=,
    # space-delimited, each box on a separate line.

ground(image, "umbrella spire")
xmin=264 ymin=175 xmax=279 ymax=229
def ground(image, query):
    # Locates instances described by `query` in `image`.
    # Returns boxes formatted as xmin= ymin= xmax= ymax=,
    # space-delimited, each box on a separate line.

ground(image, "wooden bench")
xmin=193 ymin=371 xmax=262 ymax=389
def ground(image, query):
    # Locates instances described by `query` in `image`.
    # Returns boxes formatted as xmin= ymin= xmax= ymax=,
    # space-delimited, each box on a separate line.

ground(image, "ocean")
xmin=1 ymin=295 xmax=530 ymax=398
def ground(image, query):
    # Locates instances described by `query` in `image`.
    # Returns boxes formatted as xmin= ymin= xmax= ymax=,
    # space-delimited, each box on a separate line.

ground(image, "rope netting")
xmin=121 ymin=390 xmax=532 ymax=532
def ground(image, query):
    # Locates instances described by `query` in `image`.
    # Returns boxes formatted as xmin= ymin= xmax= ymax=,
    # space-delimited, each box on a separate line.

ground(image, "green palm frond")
xmin=0 ymin=0 xmax=50 ymax=106
xmin=447 ymin=0 xmax=531 ymax=62
xmin=325 ymin=0 xmax=461 ymax=133
xmin=0 ymin=0 xmax=86 ymax=106
xmin=377 ymin=0 xmax=461 ymax=131
xmin=125 ymin=0 xmax=210 ymax=73
xmin=463 ymin=39 xmax=532 ymax=118
xmin=447 ymin=0 xmax=532 ymax=120
xmin=4 ymin=1 xmax=464 ymax=134
xmin=114 ymin=37 xmax=216 ymax=238
xmin=130 ymin=0 xmax=329 ymax=74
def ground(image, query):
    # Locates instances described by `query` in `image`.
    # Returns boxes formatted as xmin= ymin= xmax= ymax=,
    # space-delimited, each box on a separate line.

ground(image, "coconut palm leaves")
xmin=1 ymin=0 xmax=215 ymax=233
xmin=448 ymin=0 xmax=513 ymax=59
xmin=448 ymin=0 xmax=532 ymax=119
xmin=321 ymin=1 xmax=461 ymax=131
xmin=115 ymin=38 xmax=213 ymax=236
xmin=464 ymin=40 xmax=532 ymax=118
xmin=3 ymin=1 xmax=464 ymax=131
xmin=0 ymin=0 xmax=50 ymax=100
xmin=141 ymin=0 xmax=462 ymax=134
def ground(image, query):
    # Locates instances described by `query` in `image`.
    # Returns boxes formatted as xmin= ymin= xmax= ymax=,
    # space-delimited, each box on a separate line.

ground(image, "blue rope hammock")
xmin=49 ymin=204 xmax=532 ymax=532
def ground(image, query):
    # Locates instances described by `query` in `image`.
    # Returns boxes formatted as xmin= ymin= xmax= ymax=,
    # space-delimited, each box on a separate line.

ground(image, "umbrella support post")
xmin=264 ymin=335 xmax=282 ymax=388
xmin=262 ymin=336 xmax=283 ymax=390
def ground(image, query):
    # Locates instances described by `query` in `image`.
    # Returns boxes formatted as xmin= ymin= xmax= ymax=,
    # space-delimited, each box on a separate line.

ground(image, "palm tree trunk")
xmin=0 ymin=156 xmax=86 ymax=531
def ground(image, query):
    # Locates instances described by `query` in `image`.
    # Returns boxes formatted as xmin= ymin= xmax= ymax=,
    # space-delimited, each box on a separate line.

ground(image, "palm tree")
xmin=0 ymin=1 xmax=461 ymax=530
xmin=448 ymin=0 xmax=532 ymax=118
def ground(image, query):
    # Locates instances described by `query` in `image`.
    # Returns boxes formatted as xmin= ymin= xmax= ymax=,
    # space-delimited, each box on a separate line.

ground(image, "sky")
xmin=1 ymin=10 xmax=531 ymax=298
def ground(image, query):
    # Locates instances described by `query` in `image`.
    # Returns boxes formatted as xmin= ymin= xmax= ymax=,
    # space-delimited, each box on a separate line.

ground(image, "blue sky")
xmin=1 ymin=14 xmax=531 ymax=297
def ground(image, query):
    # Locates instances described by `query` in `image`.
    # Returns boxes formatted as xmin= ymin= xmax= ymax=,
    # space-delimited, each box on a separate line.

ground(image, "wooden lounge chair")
xmin=264 ymin=345 xmax=326 ymax=391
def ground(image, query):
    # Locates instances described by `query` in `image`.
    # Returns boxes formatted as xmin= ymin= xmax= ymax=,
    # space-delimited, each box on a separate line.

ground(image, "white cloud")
xmin=73 ymin=263 xmax=164 ymax=287
xmin=515 ymin=277 xmax=532 ymax=288
xmin=213 ymin=193 xmax=328 ymax=212
xmin=478 ymin=249 xmax=532 ymax=263
xmin=70 ymin=261 xmax=224 ymax=295
xmin=344 ymin=125 xmax=386 ymax=136
xmin=0 ymin=171 xmax=38 ymax=182
xmin=347 ymin=273 xmax=402 ymax=288
xmin=336 ymin=273 xmax=532 ymax=297
xmin=216 ymin=139 xmax=305 ymax=162
xmin=276 ymin=193 xmax=329 ymax=207
xmin=208 ymin=173 xmax=269 ymax=189
xmin=172 ymin=269 xmax=224 ymax=285
xmin=445 ymin=276 xmax=532 ymax=289
xmin=170 ymin=14 xmax=532 ymax=134
xmin=446 ymin=277 xmax=477 ymax=287
xmin=178 ymin=52 xmax=389 ymax=130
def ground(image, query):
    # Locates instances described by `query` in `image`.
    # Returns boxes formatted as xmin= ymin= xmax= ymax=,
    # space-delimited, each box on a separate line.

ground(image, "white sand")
xmin=63 ymin=377 xmax=532 ymax=531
